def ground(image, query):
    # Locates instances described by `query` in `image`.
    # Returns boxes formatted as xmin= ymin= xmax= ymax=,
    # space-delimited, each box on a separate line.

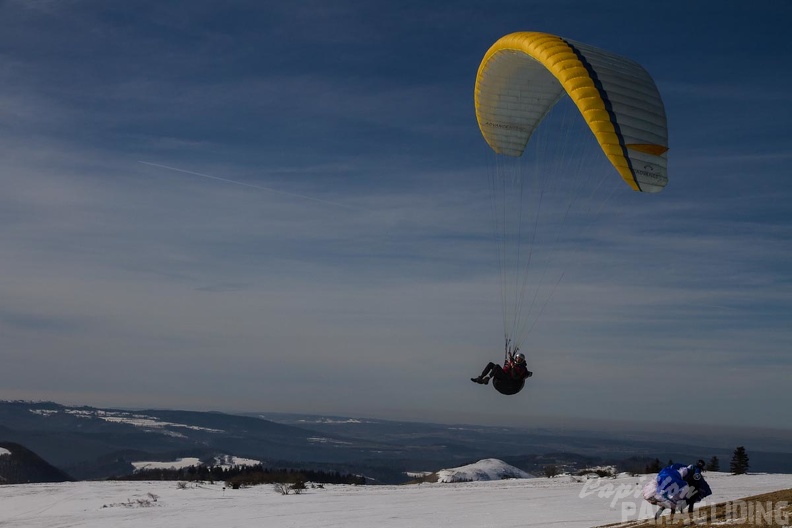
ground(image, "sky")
xmin=1 ymin=469 xmax=791 ymax=527
xmin=1 ymin=0 xmax=790 ymax=430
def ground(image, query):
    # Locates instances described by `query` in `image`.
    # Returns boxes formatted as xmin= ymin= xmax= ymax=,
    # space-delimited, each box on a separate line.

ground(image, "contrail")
xmin=138 ymin=161 xmax=354 ymax=209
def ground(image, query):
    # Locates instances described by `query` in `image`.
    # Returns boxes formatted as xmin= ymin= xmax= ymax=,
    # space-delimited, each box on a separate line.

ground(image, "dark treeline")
xmin=115 ymin=463 xmax=366 ymax=486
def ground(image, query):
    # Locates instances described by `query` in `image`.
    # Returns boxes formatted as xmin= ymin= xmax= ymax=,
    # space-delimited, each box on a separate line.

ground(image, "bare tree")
xmin=543 ymin=465 xmax=560 ymax=478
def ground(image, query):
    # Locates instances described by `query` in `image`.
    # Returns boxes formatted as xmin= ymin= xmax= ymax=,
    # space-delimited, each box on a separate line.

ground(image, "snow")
xmin=29 ymin=407 xmax=224 ymax=435
xmin=435 ymin=458 xmax=535 ymax=482
xmin=0 ymin=448 xmax=10 ymax=457
xmin=294 ymin=418 xmax=369 ymax=424
xmin=211 ymin=455 xmax=261 ymax=468
xmin=306 ymin=436 xmax=353 ymax=445
xmin=131 ymin=455 xmax=261 ymax=472
xmin=131 ymin=458 xmax=203 ymax=472
xmin=28 ymin=409 xmax=58 ymax=416
xmin=2 ymin=468 xmax=787 ymax=527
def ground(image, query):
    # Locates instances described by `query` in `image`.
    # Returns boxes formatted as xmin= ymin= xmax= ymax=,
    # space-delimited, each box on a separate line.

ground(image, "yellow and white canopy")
xmin=475 ymin=32 xmax=668 ymax=192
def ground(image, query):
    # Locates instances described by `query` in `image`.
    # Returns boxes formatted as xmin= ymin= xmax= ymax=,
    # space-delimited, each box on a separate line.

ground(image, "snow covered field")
xmin=0 ymin=471 xmax=789 ymax=528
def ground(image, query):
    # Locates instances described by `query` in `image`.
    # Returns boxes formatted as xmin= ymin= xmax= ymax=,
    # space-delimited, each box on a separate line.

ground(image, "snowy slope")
xmin=435 ymin=458 xmax=535 ymax=482
xmin=0 ymin=471 xmax=789 ymax=528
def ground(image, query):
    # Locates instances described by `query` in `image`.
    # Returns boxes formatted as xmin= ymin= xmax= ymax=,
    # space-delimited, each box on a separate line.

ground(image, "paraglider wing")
xmin=475 ymin=31 xmax=668 ymax=192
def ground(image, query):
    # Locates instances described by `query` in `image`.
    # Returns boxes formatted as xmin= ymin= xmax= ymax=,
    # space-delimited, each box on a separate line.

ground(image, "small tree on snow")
xmin=646 ymin=458 xmax=662 ymax=473
xmin=706 ymin=456 xmax=720 ymax=472
xmin=730 ymin=446 xmax=750 ymax=475
xmin=273 ymin=483 xmax=291 ymax=495
xmin=543 ymin=465 xmax=559 ymax=478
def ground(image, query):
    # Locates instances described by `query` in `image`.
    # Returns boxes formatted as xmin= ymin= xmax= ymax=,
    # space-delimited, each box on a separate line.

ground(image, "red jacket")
xmin=503 ymin=360 xmax=529 ymax=380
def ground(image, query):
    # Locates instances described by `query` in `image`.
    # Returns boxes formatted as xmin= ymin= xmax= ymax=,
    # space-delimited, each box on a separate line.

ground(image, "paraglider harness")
xmin=493 ymin=340 xmax=527 ymax=395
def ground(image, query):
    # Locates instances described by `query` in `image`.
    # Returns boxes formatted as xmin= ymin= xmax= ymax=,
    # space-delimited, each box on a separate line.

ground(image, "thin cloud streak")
xmin=138 ymin=161 xmax=356 ymax=210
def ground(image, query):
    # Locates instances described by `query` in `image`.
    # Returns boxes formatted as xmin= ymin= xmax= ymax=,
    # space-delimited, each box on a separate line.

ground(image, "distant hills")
xmin=1 ymin=400 xmax=791 ymax=484
xmin=0 ymin=400 xmax=376 ymax=481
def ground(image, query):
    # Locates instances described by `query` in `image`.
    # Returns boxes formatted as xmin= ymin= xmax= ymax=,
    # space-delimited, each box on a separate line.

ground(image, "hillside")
xmin=0 ymin=401 xmax=392 ymax=480
xmin=0 ymin=442 xmax=73 ymax=484
xmin=430 ymin=458 xmax=535 ymax=482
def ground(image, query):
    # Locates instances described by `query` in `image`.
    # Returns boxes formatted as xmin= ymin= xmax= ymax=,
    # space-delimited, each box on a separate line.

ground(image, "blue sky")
xmin=1 ymin=0 xmax=790 ymax=431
